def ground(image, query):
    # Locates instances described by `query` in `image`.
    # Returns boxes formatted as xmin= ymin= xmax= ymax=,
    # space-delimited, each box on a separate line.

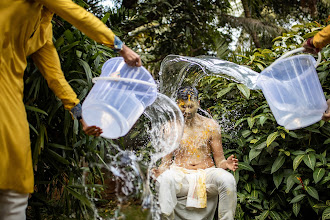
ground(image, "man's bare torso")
xmin=173 ymin=114 xmax=219 ymax=170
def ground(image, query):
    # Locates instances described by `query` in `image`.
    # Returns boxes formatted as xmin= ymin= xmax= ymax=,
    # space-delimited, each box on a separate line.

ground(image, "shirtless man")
xmin=154 ymin=86 xmax=238 ymax=220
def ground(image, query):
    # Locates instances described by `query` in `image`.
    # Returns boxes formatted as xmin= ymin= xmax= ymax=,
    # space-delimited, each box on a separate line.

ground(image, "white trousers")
xmin=0 ymin=190 xmax=29 ymax=220
xmin=156 ymin=166 xmax=237 ymax=220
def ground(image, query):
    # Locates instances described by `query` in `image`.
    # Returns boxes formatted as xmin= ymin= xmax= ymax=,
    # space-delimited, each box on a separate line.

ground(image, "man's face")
xmin=177 ymin=98 xmax=199 ymax=120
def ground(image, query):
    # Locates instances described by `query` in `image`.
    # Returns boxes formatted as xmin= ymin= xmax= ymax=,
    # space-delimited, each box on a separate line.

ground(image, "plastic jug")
xmin=82 ymin=57 xmax=157 ymax=139
xmin=256 ymin=48 xmax=327 ymax=130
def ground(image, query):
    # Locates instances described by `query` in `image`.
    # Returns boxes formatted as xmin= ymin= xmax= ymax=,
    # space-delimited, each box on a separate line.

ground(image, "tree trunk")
xmin=241 ymin=0 xmax=261 ymax=48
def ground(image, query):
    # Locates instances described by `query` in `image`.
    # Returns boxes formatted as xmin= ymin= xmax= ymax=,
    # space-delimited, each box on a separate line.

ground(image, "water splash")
xmin=99 ymin=55 xmax=262 ymax=219
xmin=159 ymin=55 xmax=260 ymax=99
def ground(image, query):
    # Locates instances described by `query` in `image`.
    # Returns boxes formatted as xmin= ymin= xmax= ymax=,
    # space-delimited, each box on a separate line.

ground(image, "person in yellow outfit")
xmin=0 ymin=0 xmax=141 ymax=219
xmin=303 ymin=25 xmax=330 ymax=122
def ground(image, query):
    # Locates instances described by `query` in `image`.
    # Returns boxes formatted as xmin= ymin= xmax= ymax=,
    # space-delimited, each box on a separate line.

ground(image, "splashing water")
xmin=95 ymin=54 xmax=262 ymax=219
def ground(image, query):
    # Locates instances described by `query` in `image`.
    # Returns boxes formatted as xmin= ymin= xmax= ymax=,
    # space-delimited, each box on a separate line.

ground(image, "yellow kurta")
xmin=313 ymin=25 xmax=330 ymax=49
xmin=0 ymin=0 xmax=118 ymax=194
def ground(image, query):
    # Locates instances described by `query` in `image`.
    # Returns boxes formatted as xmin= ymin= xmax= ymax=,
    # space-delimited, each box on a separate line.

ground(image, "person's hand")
xmin=152 ymin=167 xmax=167 ymax=178
xmin=119 ymin=45 xmax=142 ymax=67
xmin=80 ymin=119 xmax=103 ymax=137
xmin=302 ymin=37 xmax=320 ymax=55
xmin=322 ymin=99 xmax=330 ymax=121
xmin=226 ymin=155 xmax=239 ymax=172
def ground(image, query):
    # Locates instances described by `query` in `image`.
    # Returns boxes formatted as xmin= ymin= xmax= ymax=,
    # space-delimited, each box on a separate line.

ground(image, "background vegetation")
xmin=24 ymin=0 xmax=329 ymax=219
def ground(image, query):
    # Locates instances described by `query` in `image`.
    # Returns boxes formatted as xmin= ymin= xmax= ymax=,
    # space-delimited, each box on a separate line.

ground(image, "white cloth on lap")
xmin=156 ymin=165 xmax=237 ymax=220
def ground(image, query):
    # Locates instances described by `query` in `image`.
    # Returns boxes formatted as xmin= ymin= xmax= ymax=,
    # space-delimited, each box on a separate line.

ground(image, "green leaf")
xmin=271 ymin=155 xmax=286 ymax=174
xmin=322 ymin=207 xmax=330 ymax=220
xmin=48 ymin=143 xmax=73 ymax=151
xmin=293 ymin=155 xmax=305 ymax=171
xmin=249 ymin=148 xmax=262 ymax=161
xmin=306 ymin=186 xmax=319 ymax=200
xmin=217 ymin=86 xmax=232 ymax=98
xmin=273 ymin=171 xmax=283 ymax=188
xmin=25 ymin=105 xmax=48 ymax=116
xmin=303 ymin=153 xmax=316 ymax=170
xmin=259 ymin=210 xmax=270 ymax=220
xmin=244 ymin=183 xmax=251 ymax=193
xmin=241 ymin=130 xmax=251 ymax=138
xmin=65 ymin=186 xmax=93 ymax=208
xmin=234 ymin=117 xmax=246 ymax=128
xmin=78 ymin=59 xmax=93 ymax=87
xmin=247 ymin=117 xmax=254 ymax=129
xmin=239 ymin=162 xmax=255 ymax=172
xmin=259 ymin=116 xmax=267 ymax=126
xmin=286 ymin=175 xmax=296 ymax=193
xmin=256 ymin=63 xmax=264 ymax=71
xmin=290 ymin=194 xmax=306 ymax=203
xmin=251 ymin=189 xmax=258 ymax=198
xmin=324 ymin=138 xmax=330 ymax=145
xmin=64 ymin=29 xmax=74 ymax=43
xmin=237 ymin=84 xmax=250 ymax=99
xmin=253 ymin=140 xmax=267 ymax=150
xmin=293 ymin=203 xmax=300 ymax=217
xmin=46 ymin=149 xmax=70 ymax=165
xmin=267 ymin=132 xmax=279 ymax=147
xmin=313 ymin=168 xmax=325 ymax=183
xmin=269 ymin=211 xmax=281 ymax=220
xmin=101 ymin=12 xmax=110 ymax=23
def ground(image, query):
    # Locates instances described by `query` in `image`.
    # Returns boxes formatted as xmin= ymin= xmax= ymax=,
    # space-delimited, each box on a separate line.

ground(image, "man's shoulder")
xmin=197 ymin=114 xmax=220 ymax=129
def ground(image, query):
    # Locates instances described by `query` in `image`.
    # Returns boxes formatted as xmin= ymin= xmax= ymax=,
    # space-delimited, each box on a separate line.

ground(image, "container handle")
xmin=275 ymin=47 xmax=321 ymax=68
xmin=92 ymin=77 xmax=157 ymax=88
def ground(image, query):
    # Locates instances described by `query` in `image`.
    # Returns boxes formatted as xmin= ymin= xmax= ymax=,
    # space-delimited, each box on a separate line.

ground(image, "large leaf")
xmin=273 ymin=171 xmax=283 ymax=188
xmin=259 ymin=210 xmax=270 ymax=220
xmin=293 ymin=154 xmax=305 ymax=171
xmin=237 ymin=84 xmax=250 ymax=99
xmin=65 ymin=186 xmax=93 ymax=208
xmin=303 ymin=153 xmax=316 ymax=170
xmin=267 ymin=132 xmax=279 ymax=147
xmin=290 ymin=194 xmax=306 ymax=203
xmin=249 ymin=148 xmax=262 ymax=161
xmin=247 ymin=117 xmax=255 ymax=129
xmin=306 ymin=186 xmax=319 ymax=200
xmin=293 ymin=203 xmax=300 ymax=217
xmin=313 ymin=168 xmax=326 ymax=184
xmin=271 ymin=155 xmax=286 ymax=174
xmin=322 ymin=207 xmax=330 ymax=220
xmin=217 ymin=86 xmax=232 ymax=98
xmin=238 ymin=162 xmax=255 ymax=172
xmin=269 ymin=211 xmax=281 ymax=220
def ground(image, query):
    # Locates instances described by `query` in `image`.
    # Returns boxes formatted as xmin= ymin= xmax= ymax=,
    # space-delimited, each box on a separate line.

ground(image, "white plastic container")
xmin=82 ymin=57 xmax=157 ymax=139
xmin=257 ymin=48 xmax=327 ymax=130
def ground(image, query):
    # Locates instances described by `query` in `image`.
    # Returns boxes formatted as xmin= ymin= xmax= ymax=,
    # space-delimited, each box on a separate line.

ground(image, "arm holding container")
xmin=33 ymin=0 xmax=143 ymax=135
xmin=302 ymin=25 xmax=330 ymax=121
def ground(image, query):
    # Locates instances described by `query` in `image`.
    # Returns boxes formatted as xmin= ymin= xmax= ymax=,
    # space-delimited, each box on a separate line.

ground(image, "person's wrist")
xmin=113 ymin=36 xmax=124 ymax=53
xmin=307 ymin=37 xmax=315 ymax=48
xmin=71 ymin=103 xmax=82 ymax=120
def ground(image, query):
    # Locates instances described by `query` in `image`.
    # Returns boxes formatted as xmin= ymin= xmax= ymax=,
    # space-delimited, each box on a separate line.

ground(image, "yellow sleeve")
xmin=34 ymin=0 xmax=116 ymax=48
xmin=31 ymin=26 xmax=80 ymax=111
xmin=313 ymin=25 xmax=330 ymax=49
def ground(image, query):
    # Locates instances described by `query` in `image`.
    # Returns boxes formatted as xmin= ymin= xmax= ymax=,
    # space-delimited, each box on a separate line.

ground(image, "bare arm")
xmin=210 ymin=125 xmax=238 ymax=171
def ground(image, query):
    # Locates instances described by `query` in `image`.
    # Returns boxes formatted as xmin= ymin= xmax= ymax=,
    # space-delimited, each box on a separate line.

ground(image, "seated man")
xmin=154 ymin=86 xmax=238 ymax=220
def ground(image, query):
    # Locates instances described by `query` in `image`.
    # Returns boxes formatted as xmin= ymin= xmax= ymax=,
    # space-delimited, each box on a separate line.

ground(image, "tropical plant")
xmin=197 ymin=20 xmax=330 ymax=220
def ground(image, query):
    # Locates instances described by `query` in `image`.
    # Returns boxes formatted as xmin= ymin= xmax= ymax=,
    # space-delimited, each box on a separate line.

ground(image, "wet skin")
xmin=154 ymin=99 xmax=238 ymax=177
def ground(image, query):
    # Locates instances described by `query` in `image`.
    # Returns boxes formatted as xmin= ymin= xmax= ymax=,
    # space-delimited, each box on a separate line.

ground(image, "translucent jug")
xmin=256 ymin=48 xmax=327 ymax=130
xmin=82 ymin=57 xmax=157 ymax=139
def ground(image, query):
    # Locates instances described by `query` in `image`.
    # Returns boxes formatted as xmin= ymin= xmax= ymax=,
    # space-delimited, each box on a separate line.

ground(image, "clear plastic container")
xmin=257 ymin=48 xmax=327 ymax=130
xmin=82 ymin=57 xmax=157 ymax=139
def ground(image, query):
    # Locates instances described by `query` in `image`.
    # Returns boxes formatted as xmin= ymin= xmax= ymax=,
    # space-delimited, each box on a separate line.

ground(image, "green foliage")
xmin=198 ymin=21 xmax=330 ymax=219
xmin=25 ymin=11 xmax=118 ymax=218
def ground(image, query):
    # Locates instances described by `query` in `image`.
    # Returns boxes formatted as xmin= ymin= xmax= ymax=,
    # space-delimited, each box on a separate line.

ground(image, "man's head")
xmin=177 ymin=86 xmax=199 ymax=120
